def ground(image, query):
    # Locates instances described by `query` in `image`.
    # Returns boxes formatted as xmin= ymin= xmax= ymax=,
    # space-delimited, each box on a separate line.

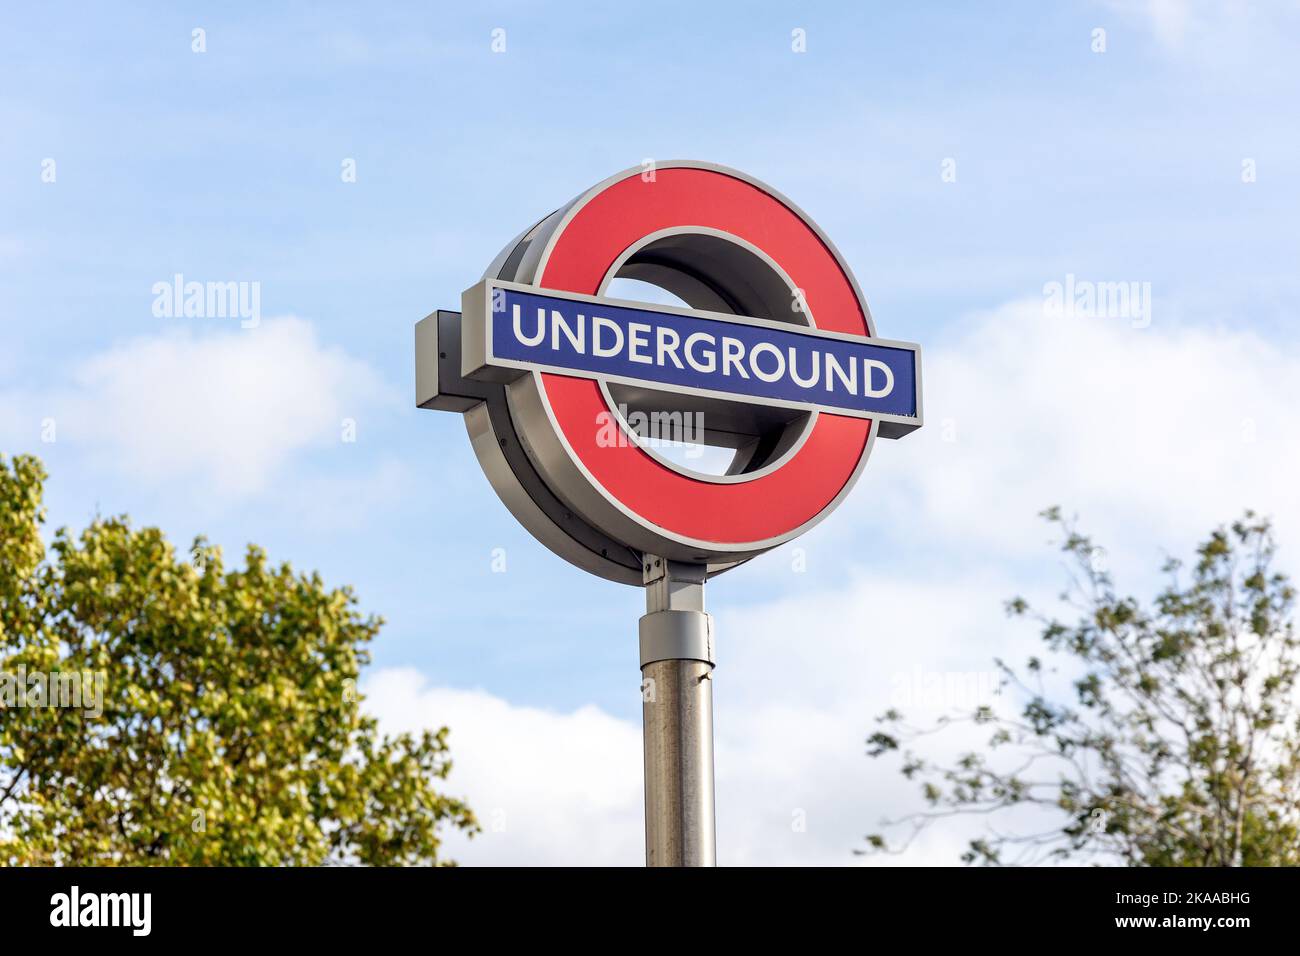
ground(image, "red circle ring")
xmin=523 ymin=166 xmax=877 ymax=551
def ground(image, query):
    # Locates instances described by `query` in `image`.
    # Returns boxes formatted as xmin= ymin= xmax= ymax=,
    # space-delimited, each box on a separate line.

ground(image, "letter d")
xmin=862 ymin=359 xmax=895 ymax=398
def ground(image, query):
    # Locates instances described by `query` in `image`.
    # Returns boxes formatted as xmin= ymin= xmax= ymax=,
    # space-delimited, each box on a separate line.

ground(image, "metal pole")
xmin=639 ymin=556 xmax=716 ymax=866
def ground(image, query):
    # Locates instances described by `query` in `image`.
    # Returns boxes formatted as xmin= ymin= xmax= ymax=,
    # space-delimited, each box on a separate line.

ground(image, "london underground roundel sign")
xmin=416 ymin=161 xmax=922 ymax=584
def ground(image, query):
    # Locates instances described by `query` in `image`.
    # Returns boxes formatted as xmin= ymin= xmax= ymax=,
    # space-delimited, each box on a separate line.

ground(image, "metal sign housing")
xmin=416 ymin=161 xmax=923 ymax=584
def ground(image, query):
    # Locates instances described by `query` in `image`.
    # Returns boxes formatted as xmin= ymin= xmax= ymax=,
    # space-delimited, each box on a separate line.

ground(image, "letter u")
xmin=789 ymin=347 xmax=820 ymax=388
xmin=512 ymin=304 xmax=546 ymax=346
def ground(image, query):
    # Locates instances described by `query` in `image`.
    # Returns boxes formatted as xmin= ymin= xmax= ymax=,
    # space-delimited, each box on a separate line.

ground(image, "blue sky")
xmin=4 ymin=1 xmax=1300 ymax=864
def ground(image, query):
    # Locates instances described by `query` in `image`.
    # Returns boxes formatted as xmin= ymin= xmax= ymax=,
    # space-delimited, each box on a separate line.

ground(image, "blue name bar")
xmin=468 ymin=283 xmax=921 ymax=434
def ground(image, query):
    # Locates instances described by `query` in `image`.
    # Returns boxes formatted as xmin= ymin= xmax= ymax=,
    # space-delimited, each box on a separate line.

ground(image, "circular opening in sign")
xmin=598 ymin=230 xmax=816 ymax=482
xmin=602 ymin=278 xmax=740 ymax=476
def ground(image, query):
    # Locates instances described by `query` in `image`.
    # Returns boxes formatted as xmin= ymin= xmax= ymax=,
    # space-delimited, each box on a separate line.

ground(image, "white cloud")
xmin=363 ymin=667 xmax=645 ymax=866
xmin=1134 ymin=0 xmax=1198 ymax=48
xmin=864 ymin=299 xmax=1300 ymax=572
xmin=3 ymin=317 xmax=396 ymax=496
xmin=715 ymin=571 xmax=1018 ymax=866
xmin=1102 ymin=0 xmax=1291 ymax=71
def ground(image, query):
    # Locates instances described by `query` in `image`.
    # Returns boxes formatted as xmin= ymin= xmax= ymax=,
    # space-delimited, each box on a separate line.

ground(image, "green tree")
xmin=0 ymin=454 xmax=476 ymax=865
xmin=865 ymin=509 xmax=1300 ymax=866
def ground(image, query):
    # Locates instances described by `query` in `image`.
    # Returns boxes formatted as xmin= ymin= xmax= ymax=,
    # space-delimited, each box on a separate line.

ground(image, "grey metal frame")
xmin=416 ymin=160 xmax=922 ymax=585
